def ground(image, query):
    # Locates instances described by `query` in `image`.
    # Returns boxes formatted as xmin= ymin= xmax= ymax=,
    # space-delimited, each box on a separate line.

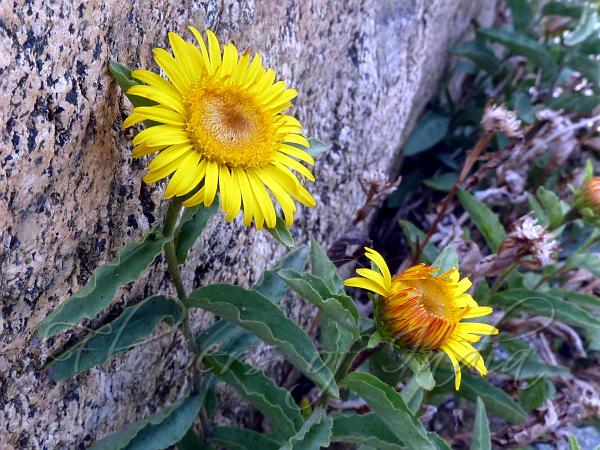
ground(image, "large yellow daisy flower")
xmin=123 ymin=27 xmax=316 ymax=229
xmin=345 ymin=248 xmax=498 ymax=390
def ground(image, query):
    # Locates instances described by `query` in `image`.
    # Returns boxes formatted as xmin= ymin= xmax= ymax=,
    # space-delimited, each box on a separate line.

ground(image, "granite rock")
xmin=0 ymin=0 xmax=495 ymax=447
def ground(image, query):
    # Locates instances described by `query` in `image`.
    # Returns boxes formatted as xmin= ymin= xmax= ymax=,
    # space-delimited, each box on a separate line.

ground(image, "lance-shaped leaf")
xmin=471 ymin=397 xmax=491 ymax=450
xmin=399 ymin=220 xmax=438 ymax=263
xmin=185 ymin=285 xmax=338 ymax=397
xmin=210 ymin=427 xmax=280 ymax=450
xmin=403 ymin=112 xmax=450 ymax=156
xmin=458 ymin=189 xmax=505 ymax=252
xmin=331 ymin=413 xmax=403 ymax=450
xmin=450 ymin=41 xmax=499 ymax=74
xmin=109 ymin=62 xmax=155 ymax=107
xmin=91 ymin=393 xmax=203 ymax=450
xmin=550 ymin=289 xmax=600 ymax=312
xmin=36 ymin=231 xmax=171 ymax=338
xmin=280 ymin=407 xmax=333 ymax=450
xmin=491 ymin=289 xmax=600 ymax=332
xmin=266 ymin=217 xmax=295 ymax=248
xmin=310 ymin=238 xmax=345 ymax=295
xmin=175 ymin=203 xmax=218 ymax=263
xmin=46 ymin=295 xmax=181 ymax=381
xmin=435 ymin=367 xmax=526 ymax=423
xmin=344 ymin=372 xmax=439 ymax=450
xmin=320 ymin=314 xmax=355 ymax=372
xmin=278 ymin=269 xmax=359 ymax=333
xmin=477 ymin=28 xmax=557 ymax=76
xmin=204 ymin=354 xmax=303 ymax=439
xmin=196 ymin=247 xmax=309 ymax=357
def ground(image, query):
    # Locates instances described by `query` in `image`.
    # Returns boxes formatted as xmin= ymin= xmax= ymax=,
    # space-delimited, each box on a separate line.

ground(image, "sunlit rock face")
xmin=0 ymin=0 xmax=495 ymax=447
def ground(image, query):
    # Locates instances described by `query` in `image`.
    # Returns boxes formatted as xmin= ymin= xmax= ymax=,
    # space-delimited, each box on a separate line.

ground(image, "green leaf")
xmin=423 ymin=172 xmax=458 ymax=192
xmin=310 ymin=238 xmax=345 ymax=295
xmin=175 ymin=203 xmax=218 ymax=263
xmin=566 ymin=53 xmax=600 ymax=89
xmin=519 ymin=378 xmax=555 ymax=412
xmin=277 ymin=269 xmax=359 ymax=333
xmin=344 ymin=372 xmax=439 ymax=450
xmin=46 ymin=295 xmax=181 ymax=381
xmin=396 ymin=347 xmax=435 ymax=391
xmin=400 ymin=376 xmax=424 ymax=414
xmin=478 ymin=28 xmax=556 ymax=76
xmin=542 ymin=2 xmax=583 ymax=18
xmin=458 ymin=189 xmax=505 ymax=252
xmin=471 ymin=397 xmax=491 ymax=450
xmin=550 ymin=288 xmax=600 ymax=312
xmin=210 ymin=427 xmax=280 ymax=450
xmin=432 ymin=245 xmax=459 ymax=274
xmin=204 ymin=354 xmax=303 ymax=439
xmin=367 ymin=330 xmax=386 ymax=349
xmin=36 ymin=231 xmax=171 ymax=338
xmin=537 ymin=186 xmax=564 ymax=229
xmin=91 ymin=393 xmax=203 ymax=450
xmin=266 ymin=217 xmax=295 ymax=248
xmin=493 ymin=333 xmax=568 ymax=379
xmin=403 ymin=112 xmax=450 ymax=156
xmin=185 ymin=285 xmax=338 ymax=397
xmin=109 ymin=61 xmax=155 ymax=107
xmin=434 ymin=367 xmax=526 ymax=423
xmin=450 ymin=41 xmax=499 ymax=74
xmin=570 ymin=434 xmax=582 ymax=450
xmin=177 ymin=428 xmax=213 ymax=450
xmin=280 ymin=407 xmax=333 ymax=450
xmin=196 ymin=247 xmax=308 ymax=355
xmin=566 ymin=253 xmax=600 ymax=279
xmin=549 ymin=93 xmax=600 ymax=114
xmin=528 ymin=193 xmax=548 ymax=226
xmin=320 ymin=314 xmax=355 ymax=372
xmin=398 ymin=220 xmax=437 ymax=263
xmin=331 ymin=413 xmax=403 ymax=450
xmin=565 ymin=3 xmax=600 ymax=46
xmin=513 ymin=91 xmax=535 ymax=124
xmin=307 ymin=137 xmax=328 ymax=159
xmin=491 ymin=289 xmax=600 ymax=332
xmin=507 ymin=0 xmax=534 ymax=34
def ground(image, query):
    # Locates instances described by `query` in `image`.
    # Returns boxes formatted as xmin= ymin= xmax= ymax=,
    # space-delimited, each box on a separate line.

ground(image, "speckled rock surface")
xmin=0 ymin=1 xmax=496 ymax=448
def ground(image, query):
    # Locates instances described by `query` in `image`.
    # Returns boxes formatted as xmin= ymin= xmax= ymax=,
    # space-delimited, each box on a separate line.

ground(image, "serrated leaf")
xmin=398 ymin=220 xmax=438 ymax=263
xmin=507 ymin=0 xmax=534 ymax=33
xmin=320 ymin=314 xmax=355 ymax=372
xmin=492 ymin=289 xmax=600 ymax=332
xmin=478 ymin=28 xmax=557 ymax=76
xmin=458 ymin=189 xmax=505 ymax=252
xmin=91 ymin=393 xmax=203 ymax=450
xmin=565 ymin=3 xmax=600 ymax=46
xmin=310 ymin=238 xmax=345 ymax=295
xmin=471 ymin=397 xmax=491 ymax=450
xmin=36 ymin=231 xmax=171 ymax=338
xmin=403 ymin=112 xmax=450 ymax=156
xmin=196 ymin=247 xmax=308 ymax=356
xmin=209 ymin=427 xmax=279 ymax=450
xmin=204 ymin=354 xmax=303 ymax=439
xmin=109 ymin=61 xmax=155 ymax=107
xmin=331 ymin=413 xmax=403 ymax=450
xmin=434 ymin=367 xmax=526 ymax=423
xmin=46 ymin=295 xmax=181 ymax=381
xmin=432 ymin=245 xmax=459 ymax=274
xmin=175 ymin=203 xmax=218 ymax=263
xmin=278 ymin=269 xmax=359 ymax=333
xmin=537 ymin=186 xmax=564 ymax=229
xmin=307 ymin=137 xmax=328 ymax=159
xmin=344 ymin=372 xmax=439 ymax=450
xmin=266 ymin=217 xmax=295 ymax=248
xmin=450 ymin=41 xmax=499 ymax=74
xmin=423 ymin=172 xmax=458 ymax=192
xmin=280 ymin=407 xmax=333 ymax=450
xmin=185 ymin=285 xmax=338 ymax=397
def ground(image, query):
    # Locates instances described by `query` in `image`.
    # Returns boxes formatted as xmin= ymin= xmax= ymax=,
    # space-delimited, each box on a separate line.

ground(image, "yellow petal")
xmin=364 ymin=248 xmax=392 ymax=289
xmin=204 ymin=161 xmax=219 ymax=207
xmin=344 ymin=277 xmax=388 ymax=297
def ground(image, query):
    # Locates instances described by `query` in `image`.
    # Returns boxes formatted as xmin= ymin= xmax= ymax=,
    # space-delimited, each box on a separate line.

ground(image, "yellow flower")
xmin=123 ymin=27 xmax=316 ymax=229
xmin=345 ymin=248 xmax=498 ymax=390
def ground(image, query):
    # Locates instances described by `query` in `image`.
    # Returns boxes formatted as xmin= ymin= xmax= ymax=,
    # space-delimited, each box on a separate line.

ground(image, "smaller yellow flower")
xmin=345 ymin=247 xmax=498 ymax=390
